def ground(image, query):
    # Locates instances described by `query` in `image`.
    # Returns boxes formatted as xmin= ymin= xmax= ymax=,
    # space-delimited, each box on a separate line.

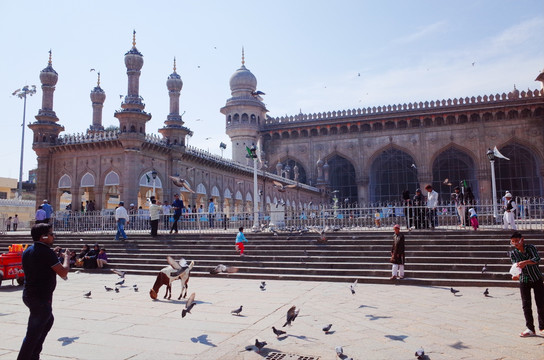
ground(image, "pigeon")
xmin=260 ymin=281 xmax=266 ymax=291
xmin=104 ymin=286 xmax=113 ymax=292
xmin=133 ymin=286 xmax=139 ymax=292
xmin=110 ymin=269 xmax=126 ymax=278
xmin=450 ymin=287 xmax=460 ymax=295
xmin=272 ymin=180 xmax=297 ymax=193
xmin=272 ymin=326 xmax=286 ymax=337
xmin=255 ymin=339 xmax=267 ymax=353
xmin=169 ymin=176 xmax=195 ymax=193
xmin=84 ymin=291 xmax=91 ymax=297
xmin=415 ymin=346 xmax=425 ymax=359
xmin=181 ymin=292 xmax=196 ymax=318
xmin=283 ymin=305 xmax=299 ymax=327
xmin=323 ymin=324 xmax=333 ymax=333
xmin=115 ymin=279 xmax=125 ymax=286
xmin=481 ymin=264 xmax=488 ymax=273
xmin=350 ymin=279 xmax=357 ymax=295
xmin=335 ymin=346 xmax=343 ymax=357
xmin=209 ymin=264 xmax=239 ymax=275
xmin=167 ymin=256 xmax=191 ymax=277
xmin=231 ymin=305 xmax=243 ymax=315
xmin=484 ymin=288 xmax=490 ymax=297
xmin=115 ymin=287 xmax=119 ymax=293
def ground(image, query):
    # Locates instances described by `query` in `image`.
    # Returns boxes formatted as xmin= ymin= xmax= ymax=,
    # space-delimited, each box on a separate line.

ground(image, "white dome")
xmin=229 ymin=65 xmax=257 ymax=93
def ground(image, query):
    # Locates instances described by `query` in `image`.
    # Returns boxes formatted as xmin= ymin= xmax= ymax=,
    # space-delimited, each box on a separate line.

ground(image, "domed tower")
xmin=114 ymin=31 xmax=152 ymax=150
xmin=221 ymin=48 xmax=268 ymax=163
xmin=159 ymin=58 xmax=191 ymax=147
xmin=28 ymin=50 xmax=65 ymax=145
xmin=89 ymin=72 xmax=106 ymax=132
xmin=28 ymin=50 xmax=65 ymax=208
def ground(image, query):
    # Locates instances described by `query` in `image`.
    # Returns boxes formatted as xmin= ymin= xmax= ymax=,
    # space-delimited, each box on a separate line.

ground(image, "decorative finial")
xmin=97 ymin=72 xmax=101 ymax=86
xmin=132 ymin=30 xmax=136 ymax=47
xmin=173 ymin=57 xmax=176 ymax=72
xmin=241 ymin=47 xmax=245 ymax=66
xmin=48 ymin=49 xmax=52 ymax=65
xmin=514 ymin=84 xmax=517 ymax=90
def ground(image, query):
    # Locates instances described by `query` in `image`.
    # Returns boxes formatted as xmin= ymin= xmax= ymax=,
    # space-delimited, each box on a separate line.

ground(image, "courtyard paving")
xmin=0 ymin=272 xmax=543 ymax=360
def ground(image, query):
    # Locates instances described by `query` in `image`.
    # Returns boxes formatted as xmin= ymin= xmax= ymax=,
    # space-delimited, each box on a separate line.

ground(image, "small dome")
xmin=229 ymin=64 xmax=257 ymax=93
xmin=125 ymin=47 xmax=144 ymax=71
xmin=167 ymin=71 xmax=183 ymax=91
xmin=90 ymin=85 xmax=106 ymax=103
xmin=316 ymin=158 xmax=323 ymax=167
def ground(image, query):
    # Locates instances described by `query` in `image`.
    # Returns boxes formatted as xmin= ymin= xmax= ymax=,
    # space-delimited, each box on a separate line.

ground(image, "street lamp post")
xmin=486 ymin=148 xmax=498 ymax=219
xmin=12 ymin=85 xmax=37 ymax=199
xmin=151 ymin=170 xmax=158 ymax=198
xmin=246 ymin=145 xmax=259 ymax=231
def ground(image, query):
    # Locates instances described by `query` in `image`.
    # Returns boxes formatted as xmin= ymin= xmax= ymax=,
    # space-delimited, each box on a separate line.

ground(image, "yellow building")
xmin=0 ymin=177 xmax=17 ymax=200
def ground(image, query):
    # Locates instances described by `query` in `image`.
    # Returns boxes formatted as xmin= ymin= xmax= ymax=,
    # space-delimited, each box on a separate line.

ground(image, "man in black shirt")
xmin=18 ymin=223 xmax=70 ymax=360
xmin=510 ymin=232 xmax=544 ymax=337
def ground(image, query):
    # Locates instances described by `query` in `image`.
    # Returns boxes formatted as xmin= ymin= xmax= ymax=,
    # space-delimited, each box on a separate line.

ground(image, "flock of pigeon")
xmin=82 ymin=269 xmax=137 ymax=299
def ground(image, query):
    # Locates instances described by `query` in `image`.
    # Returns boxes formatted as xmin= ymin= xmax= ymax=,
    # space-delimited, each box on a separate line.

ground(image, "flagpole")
xmin=486 ymin=149 xmax=498 ymax=220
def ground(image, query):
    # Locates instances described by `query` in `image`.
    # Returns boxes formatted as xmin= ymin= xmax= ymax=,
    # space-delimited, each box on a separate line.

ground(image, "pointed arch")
xmin=274 ymin=157 xmax=308 ymax=184
xmin=80 ymin=172 xmax=95 ymax=187
xmin=139 ymin=171 xmax=163 ymax=188
xmin=211 ymin=186 xmax=220 ymax=197
xmin=245 ymin=192 xmax=253 ymax=202
xmin=235 ymin=190 xmax=243 ymax=200
xmin=196 ymin=183 xmax=207 ymax=195
xmin=58 ymin=174 xmax=72 ymax=189
xmin=104 ymin=170 xmax=120 ymax=186
xmin=495 ymin=142 xmax=542 ymax=197
xmin=431 ymin=146 xmax=478 ymax=200
xmin=369 ymin=146 xmax=418 ymax=203
xmin=325 ymin=154 xmax=358 ymax=203
xmin=224 ymin=188 xmax=232 ymax=199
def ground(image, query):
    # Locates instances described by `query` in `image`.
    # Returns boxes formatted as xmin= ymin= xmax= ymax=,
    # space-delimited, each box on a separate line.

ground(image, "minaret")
xmin=28 ymin=50 xmax=65 ymax=144
xmin=89 ymin=72 xmax=106 ymax=132
xmin=114 ymin=30 xmax=151 ymax=149
xmin=222 ymin=48 xmax=268 ymax=163
xmin=28 ymin=50 xmax=65 ymax=208
xmin=158 ymin=57 xmax=191 ymax=147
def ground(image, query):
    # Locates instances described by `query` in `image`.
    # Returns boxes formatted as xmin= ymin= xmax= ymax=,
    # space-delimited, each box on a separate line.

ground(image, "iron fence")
xmin=45 ymin=197 xmax=544 ymax=234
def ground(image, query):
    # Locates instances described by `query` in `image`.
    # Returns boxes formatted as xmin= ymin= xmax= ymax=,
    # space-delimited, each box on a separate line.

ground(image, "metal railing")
xmin=45 ymin=197 xmax=544 ymax=234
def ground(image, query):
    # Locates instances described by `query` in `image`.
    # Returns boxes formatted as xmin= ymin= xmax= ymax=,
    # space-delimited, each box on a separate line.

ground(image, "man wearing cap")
xmin=509 ymin=232 xmax=544 ymax=337
xmin=42 ymin=200 xmax=53 ymax=224
xmin=114 ymin=201 xmax=129 ymax=241
xmin=503 ymin=191 xmax=517 ymax=230
xmin=390 ymin=224 xmax=405 ymax=280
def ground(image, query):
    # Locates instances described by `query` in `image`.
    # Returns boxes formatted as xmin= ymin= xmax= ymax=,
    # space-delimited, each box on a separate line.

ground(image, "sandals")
xmin=519 ymin=329 xmax=535 ymax=337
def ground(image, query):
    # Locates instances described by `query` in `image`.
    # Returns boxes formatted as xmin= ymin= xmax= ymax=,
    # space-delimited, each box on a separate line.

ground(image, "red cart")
xmin=0 ymin=244 xmax=26 ymax=287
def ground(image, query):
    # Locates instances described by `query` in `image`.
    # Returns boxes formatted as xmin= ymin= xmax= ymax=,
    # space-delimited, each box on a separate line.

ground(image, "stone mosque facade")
xmin=29 ymin=34 xmax=544 ymax=213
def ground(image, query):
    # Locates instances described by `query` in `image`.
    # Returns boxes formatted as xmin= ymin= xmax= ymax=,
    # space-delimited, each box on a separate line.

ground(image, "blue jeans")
xmin=18 ymin=296 xmax=54 ymax=360
xmin=116 ymin=218 xmax=127 ymax=240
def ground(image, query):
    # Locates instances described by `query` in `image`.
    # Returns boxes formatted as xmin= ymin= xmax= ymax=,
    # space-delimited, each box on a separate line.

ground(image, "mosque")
xmin=29 ymin=33 xmax=544 ymax=213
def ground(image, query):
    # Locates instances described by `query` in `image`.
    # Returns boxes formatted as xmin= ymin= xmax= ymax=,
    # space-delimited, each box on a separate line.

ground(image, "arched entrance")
xmin=369 ymin=149 xmax=417 ymax=203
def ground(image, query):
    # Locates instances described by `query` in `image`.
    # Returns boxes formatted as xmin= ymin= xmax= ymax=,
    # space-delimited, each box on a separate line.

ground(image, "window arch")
xmin=104 ymin=171 xmax=120 ymax=186
xmin=327 ymin=155 xmax=358 ymax=204
xmin=276 ymin=158 xmax=307 ymax=184
xmin=139 ymin=172 xmax=163 ymax=188
xmin=370 ymin=148 xmax=418 ymax=203
xmin=431 ymin=148 xmax=477 ymax=200
xmin=58 ymin=174 xmax=72 ymax=189
xmin=80 ymin=172 xmax=95 ymax=187
xmin=495 ymin=143 xmax=542 ymax=197
xmin=241 ymin=113 xmax=249 ymax=122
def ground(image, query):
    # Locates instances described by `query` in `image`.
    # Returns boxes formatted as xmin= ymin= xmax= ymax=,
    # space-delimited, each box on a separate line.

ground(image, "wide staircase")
xmin=2 ymin=230 xmax=543 ymax=288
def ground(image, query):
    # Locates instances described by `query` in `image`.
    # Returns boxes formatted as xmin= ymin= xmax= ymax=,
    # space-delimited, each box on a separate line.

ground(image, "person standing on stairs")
xmin=390 ymin=224 xmax=405 ymax=280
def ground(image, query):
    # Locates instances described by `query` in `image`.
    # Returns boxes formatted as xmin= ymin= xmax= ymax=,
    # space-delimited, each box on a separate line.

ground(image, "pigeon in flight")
xmin=272 ymin=326 xmax=286 ymax=337
xmin=209 ymin=264 xmax=238 ymax=275
xmin=84 ymin=291 xmax=91 ymax=297
xmin=483 ymin=288 xmax=490 ymax=297
xmin=260 ymin=281 xmax=266 ymax=291
xmin=181 ymin=292 xmax=196 ymax=318
xmin=167 ymin=256 xmax=191 ymax=277
xmin=481 ymin=264 xmax=488 ymax=273
xmin=104 ymin=286 xmax=113 ymax=292
xmin=169 ymin=176 xmax=195 ymax=193
xmin=450 ymin=287 xmax=460 ymax=295
xmin=273 ymin=180 xmax=297 ymax=193
xmin=323 ymin=324 xmax=333 ymax=333
xmin=283 ymin=305 xmax=299 ymax=327
xmin=111 ymin=269 xmax=126 ymax=278
xmin=231 ymin=305 xmax=243 ymax=315
xmin=115 ymin=279 xmax=125 ymax=286
xmin=415 ymin=346 xmax=425 ymax=359
xmin=350 ymin=279 xmax=357 ymax=295
xmin=255 ymin=339 xmax=267 ymax=353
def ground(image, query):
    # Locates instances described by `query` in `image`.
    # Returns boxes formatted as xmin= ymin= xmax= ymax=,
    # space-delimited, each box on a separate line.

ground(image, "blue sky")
xmin=1 ymin=0 xmax=543 ymax=179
